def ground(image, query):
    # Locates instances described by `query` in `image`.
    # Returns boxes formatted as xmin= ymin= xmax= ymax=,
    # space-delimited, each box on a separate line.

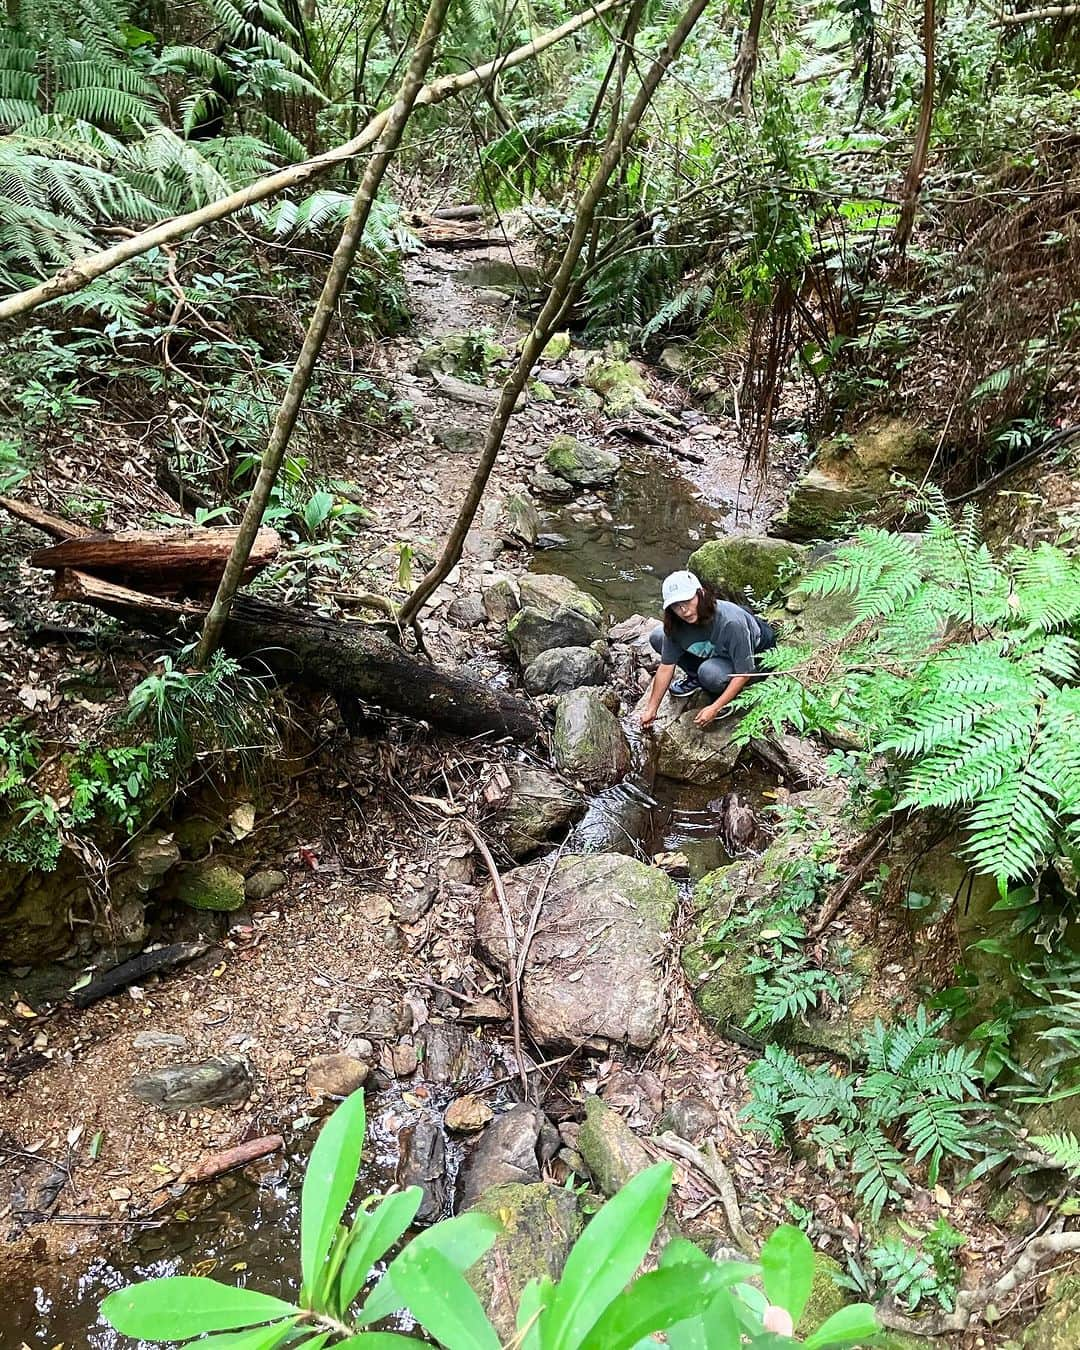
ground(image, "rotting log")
xmin=52 ymin=570 xmax=540 ymax=742
xmin=31 ymin=526 xmax=280 ymax=591
xmin=70 ymin=941 xmax=210 ymax=1009
xmin=0 ymin=495 xmax=96 ymax=540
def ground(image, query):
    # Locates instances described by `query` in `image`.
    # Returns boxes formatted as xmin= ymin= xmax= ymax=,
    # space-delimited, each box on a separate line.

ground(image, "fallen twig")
xmin=808 ymin=829 xmax=890 ymax=937
xmin=649 ymin=1131 xmax=754 ymax=1257
xmin=461 ymin=818 xmax=530 ymax=1101
xmin=177 ymin=1135 xmax=285 ymax=1186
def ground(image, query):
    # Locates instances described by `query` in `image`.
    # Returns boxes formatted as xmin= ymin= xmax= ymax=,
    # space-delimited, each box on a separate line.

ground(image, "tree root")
xmin=649 ymin=1131 xmax=755 ymax=1257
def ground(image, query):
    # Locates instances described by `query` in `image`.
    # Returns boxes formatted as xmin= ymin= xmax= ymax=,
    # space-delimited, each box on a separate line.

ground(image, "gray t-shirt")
xmin=660 ymin=600 xmax=764 ymax=675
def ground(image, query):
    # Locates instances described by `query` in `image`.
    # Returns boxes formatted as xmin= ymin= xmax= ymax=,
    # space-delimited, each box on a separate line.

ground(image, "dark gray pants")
xmin=649 ymin=620 xmax=775 ymax=694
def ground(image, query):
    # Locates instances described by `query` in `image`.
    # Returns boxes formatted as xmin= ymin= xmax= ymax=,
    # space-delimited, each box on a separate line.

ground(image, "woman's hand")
xmin=639 ymin=704 xmax=659 ymax=730
xmin=694 ymin=701 xmax=725 ymax=728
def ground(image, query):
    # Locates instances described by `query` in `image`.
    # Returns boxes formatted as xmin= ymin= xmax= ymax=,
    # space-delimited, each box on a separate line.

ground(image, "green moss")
xmin=176 ymin=861 xmax=245 ymax=911
xmin=1021 ymin=1273 xmax=1080 ymax=1349
xmin=688 ymin=536 xmax=807 ymax=600
xmin=546 ymin=434 xmax=583 ymax=476
xmin=543 ymin=331 xmax=571 ymax=361
xmin=578 ymin=1095 xmax=652 ymax=1195
xmin=798 ymin=1252 xmax=848 ymax=1334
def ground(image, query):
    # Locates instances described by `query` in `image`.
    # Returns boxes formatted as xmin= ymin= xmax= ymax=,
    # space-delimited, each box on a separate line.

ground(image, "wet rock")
xmin=457 ymin=1104 xmax=547 ymax=1209
xmin=567 ymin=784 xmax=652 ymax=856
xmin=577 ymin=1095 xmax=652 ymax=1196
xmin=416 ymin=1023 xmax=485 ymax=1085
xmin=770 ymin=417 xmax=933 ymax=542
xmin=609 ymin=613 xmax=662 ymax=670
xmin=505 ymin=491 xmax=541 ymax=545
xmin=659 ymin=344 xmax=689 ymax=375
xmin=244 ymin=869 xmax=287 ymax=902
xmin=658 ymin=1095 xmax=717 ymax=1142
xmin=481 ymin=572 xmax=520 ymax=624
xmin=530 ymin=464 xmax=577 ymax=501
xmin=476 ymin=852 xmax=677 ymax=1048
xmin=391 ymin=1042 xmax=419 ymax=1077
xmin=523 ymin=646 xmax=607 ymax=695
xmin=133 ymin=1031 xmax=187 ymax=1051
xmin=654 ymin=850 xmax=690 ymax=877
xmin=397 ymin=1113 xmax=447 ymax=1225
xmin=544 ymin=434 xmax=620 ymax=488
xmin=416 ymin=332 xmax=508 ymax=379
xmin=553 ymin=688 xmax=630 ymax=788
xmin=507 ymin=576 xmax=603 ymax=666
xmin=644 ymin=690 xmax=744 ymax=786
xmin=176 ymin=861 xmax=245 ymax=912
xmin=447 ymin=593 xmax=486 ymax=627
xmin=306 ymin=1053 xmax=369 ymax=1098
xmin=131 ymin=1057 xmax=252 ymax=1111
xmin=339 ymin=997 xmax=409 ymax=1040
xmin=435 ymin=425 xmax=484 ymax=455
xmin=445 ymin=1094 xmax=494 ymax=1133
xmin=542 ymin=331 xmax=572 ymax=361
xmin=465 ymin=1182 xmax=583 ymax=1341
xmin=494 ymin=764 xmax=583 ymax=860
xmin=712 ymin=791 xmax=759 ymax=852
xmin=688 ymin=535 xmax=807 ymax=600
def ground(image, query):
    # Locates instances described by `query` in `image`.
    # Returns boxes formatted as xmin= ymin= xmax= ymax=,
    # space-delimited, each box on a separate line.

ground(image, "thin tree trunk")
xmin=194 ymin=0 xmax=451 ymax=666
xmin=0 ymin=0 xmax=627 ymax=324
xmin=398 ymin=0 xmax=712 ymax=630
xmin=728 ymin=0 xmax=767 ymax=114
xmin=893 ymin=0 xmax=935 ymax=254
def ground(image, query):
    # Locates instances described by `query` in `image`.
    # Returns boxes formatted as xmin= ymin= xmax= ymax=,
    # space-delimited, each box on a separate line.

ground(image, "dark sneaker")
xmin=670 ymin=674 xmax=701 ymax=698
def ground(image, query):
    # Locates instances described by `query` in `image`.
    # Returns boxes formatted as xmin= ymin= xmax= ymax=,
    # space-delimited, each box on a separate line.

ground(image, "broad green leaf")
xmin=516 ymin=1277 xmax=552 ymax=1350
xmin=389 ymin=1244 xmax=500 ymax=1350
xmin=760 ymin=1225 xmax=814 ymax=1323
xmin=541 ymin=1162 xmax=673 ymax=1350
xmin=359 ymin=1212 xmax=499 ymax=1323
xmin=293 ymin=1336 xmax=331 ymax=1349
xmin=802 ymin=1303 xmax=879 ymax=1349
xmin=101 ymin=1278 xmax=299 ymax=1339
xmin=301 ymin=1090 xmax=367 ymax=1300
xmin=337 ymin=1187 xmax=423 ymax=1309
xmin=335 ymin=1338 xmax=422 ymax=1347
xmin=187 ymin=1324 xmax=298 ymax=1350
xmin=579 ymin=1264 xmax=746 ymax=1350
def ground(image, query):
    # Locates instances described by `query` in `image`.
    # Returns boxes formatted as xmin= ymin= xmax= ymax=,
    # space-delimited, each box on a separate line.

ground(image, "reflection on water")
xmin=530 ymin=453 xmax=730 ymax=622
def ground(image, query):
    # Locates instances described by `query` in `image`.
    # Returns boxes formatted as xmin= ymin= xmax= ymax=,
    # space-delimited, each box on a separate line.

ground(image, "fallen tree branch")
xmin=0 ymin=1 xmax=626 ymax=324
xmin=70 ymin=942 xmax=210 ymax=1009
xmin=649 ymin=1131 xmax=755 ymax=1257
xmin=808 ymin=826 xmax=891 ymax=937
xmin=0 ymin=495 xmax=95 ymax=540
xmin=991 ymin=3 xmax=1079 ymax=21
xmin=461 ymin=818 xmax=530 ymax=1102
xmin=177 ymin=1135 xmax=285 ymax=1186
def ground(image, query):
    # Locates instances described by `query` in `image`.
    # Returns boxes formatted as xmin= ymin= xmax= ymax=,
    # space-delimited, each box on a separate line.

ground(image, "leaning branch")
xmin=991 ymin=4 xmax=1079 ymax=20
xmin=0 ymin=0 xmax=627 ymax=324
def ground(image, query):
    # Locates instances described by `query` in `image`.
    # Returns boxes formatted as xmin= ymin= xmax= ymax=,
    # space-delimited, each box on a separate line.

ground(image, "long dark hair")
xmin=663 ymin=582 xmax=717 ymax=637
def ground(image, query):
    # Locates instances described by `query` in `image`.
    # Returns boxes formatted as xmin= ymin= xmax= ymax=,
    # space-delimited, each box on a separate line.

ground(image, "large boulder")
xmin=553 ymin=688 xmax=630 ymax=788
xmin=475 ymin=852 xmax=677 ymax=1048
xmin=506 ymin=574 xmax=604 ymax=665
xmin=770 ymin=418 xmax=933 ymax=541
xmin=465 ymin=1183 xmax=583 ymax=1341
xmin=523 ymin=646 xmax=607 ymax=695
xmin=544 ymin=434 xmax=620 ymax=488
xmin=494 ymin=765 xmax=583 ymax=859
xmin=688 ymin=536 xmax=807 ymax=601
xmin=567 ymin=784 xmax=652 ymax=856
xmin=638 ymin=689 xmax=744 ymax=786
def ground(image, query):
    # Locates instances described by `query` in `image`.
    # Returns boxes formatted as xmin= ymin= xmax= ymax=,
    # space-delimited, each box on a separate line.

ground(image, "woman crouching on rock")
xmin=638 ymin=570 xmax=776 ymax=730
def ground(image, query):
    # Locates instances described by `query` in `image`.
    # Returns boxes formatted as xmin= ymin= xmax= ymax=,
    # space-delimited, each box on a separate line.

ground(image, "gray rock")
xmin=466 ymin=1183 xmax=583 ymax=1341
xmin=505 ymin=492 xmax=541 ymax=545
xmin=416 ymin=1023 xmax=486 ymax=1086
xmin=132 ymin=1031 xmax=187 ymax=1051
xmin=658 ymin=1095 xmax=717 ymax=1142
xmin=507 ymin=607 xmax=602 ymax=666
xmin=519 ymin=572 xmax=603 ymax=620
xmin=638 ymin=689 xmax=744 ymax=786
xmin=495 ymin=764 xmax=583 ymax=860
xmin=244 ymin=869 xmax=287 ymax=902
xmin=545 ymin=434 xmax=620 ymax=487
xmin=129 ymin=833 xmax=181 ymax=891
xmin=397 ymin=1113 xmax=447 ymax=1225
xmin=339 ymin=997 xmax=409 ymax=1040
xmin=457 ymin=1104 xmax=546 ymax=1209
xmin=567 ymin=784 xmax=652 ymax=856
xmin=608 ymin=613 xmax=661 ymax=670
xmin=476 ymin=853 xmax=677 ymax=1048
xmin=523 ymin=646 xmax=607 ymax=695
xmin=448 ymin=593 xmax=486 ymax=627
xmin=553 ymin=688 xmax=630 ymax=788
xmin=658 ymin=344 xmax=689 ymax=375
xmin=131 ymin=1057 xmax=252 ymax=1111
xmin=481 ymin=573 xmax=520 ymax=624
xmin=175 ymin=861 xmax=245 ymax=912
xmin=306 ymin=1053 xmax=369 ymax=1097
xmin=436 ymin=425 xmax=485 ymax=455
xmin=530 ymin=465 xmax=577 ymax=501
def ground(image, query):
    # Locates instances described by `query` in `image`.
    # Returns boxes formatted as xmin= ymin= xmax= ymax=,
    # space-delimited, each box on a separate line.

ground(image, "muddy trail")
xmin=1 ymin=237 xmax=817 ymax=1345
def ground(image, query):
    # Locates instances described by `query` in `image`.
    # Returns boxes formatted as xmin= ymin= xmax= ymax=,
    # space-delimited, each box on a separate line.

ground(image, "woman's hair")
xmin=663 ymin=582 xmax=717 ymax=636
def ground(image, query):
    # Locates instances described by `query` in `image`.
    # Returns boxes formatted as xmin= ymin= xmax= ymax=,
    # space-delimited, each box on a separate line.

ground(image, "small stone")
xmin=244 ymin=869 xmax=287 ymax=902
xmin=658 ymin=1095 xmax=717 ymax=1142
xmin=552 ymin=688 xmax=630 ymax=788
xmin=481 ymin=573 xmax=520 ymax=624
xmin=391 ymin=1043 xmax=419 ymax=1076
xmin=436 ymin=425 xmax=485 ymax=455
xmin=306 ymin=1053 xmax=369 ymax=1098
xmin=339 ymin=997 xmax=408 ymax=1039
xmin=505 ymin=492 xmax=541 ymax=545
xmin=383 ymin=924 xmax=405 ymax=953
xmin=176 ymin=861 xmax=246 ymax=912
xmin=461 ymin=996 xmax=510 ymax=1022
xmin=344 ymin=1037 xmax=375 ymax=1061
xmin=653 ymin=850 xmax=690 ymax=878
xmin=545 ymin=434 xmax=620 ymax=488
xmin=448 ymin=594 xmax=486 ymax=627
xmin=133 ymin=1031 xmax=188 ymax=1050
xmin=131 ymin=1057 xmax=252 ymax=1112
xmin=445 ymin=1094 xmax=494 ymax=1132
xmin=530 ymin=465 xmax=576 ymax=501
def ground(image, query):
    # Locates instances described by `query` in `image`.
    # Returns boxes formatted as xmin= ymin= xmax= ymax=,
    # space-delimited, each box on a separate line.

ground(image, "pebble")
xmin=306 ymin=1053 xmax=369 ymax=1098
xmin=133 ymin=1031 xmax=188 ymax=1050
xmin=391 ymin=1043 xmax=419 ymax=1077
xmin=444 ymin=1094 xmax=494 ymax=1133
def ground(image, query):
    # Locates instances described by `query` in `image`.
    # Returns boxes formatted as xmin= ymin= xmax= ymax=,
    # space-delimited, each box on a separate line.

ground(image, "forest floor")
xmin=0 ymin=236 xmax=1026 ymax=1346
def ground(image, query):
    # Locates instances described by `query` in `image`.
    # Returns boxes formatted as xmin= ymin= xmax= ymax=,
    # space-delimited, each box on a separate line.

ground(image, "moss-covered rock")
xmin=689 ymin=536 xmax=807 ymax=601
xmin=542 ymin=331 xmax=571 ymax=361
xmin=553 ymin=688 xmax=630 ymax=788
xmin=771 ymin=418 xmax=933 ymax=542
xmin=1021 ymin=1273 xmax=1080 ymax=1349
xmin=585 ymin=353 xmax=648 ymax=415
xmin=544 ymin=434 xmax=620 ymax=488
xmin=519 ymin=573 xmax=604 ymax=624
xmin=175 ymin=861 xmax=245 ymax=911
xmin=466 ymin=1182 xmax=583 ymax=1340
xmin=578 ymin=1095 xmax=652 ymax=1196
xmin=415 ymin=332 xmax=508 ymax=381
xmin=798 ymin=1252 xmax=848 ymax=1335
xmin=495 ymin=765 xmax=583 ymax=859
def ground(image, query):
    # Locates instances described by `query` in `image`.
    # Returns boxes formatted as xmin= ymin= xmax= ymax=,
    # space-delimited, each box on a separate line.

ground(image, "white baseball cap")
xmin=662 ymin=570 xmax=701 ymax=609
